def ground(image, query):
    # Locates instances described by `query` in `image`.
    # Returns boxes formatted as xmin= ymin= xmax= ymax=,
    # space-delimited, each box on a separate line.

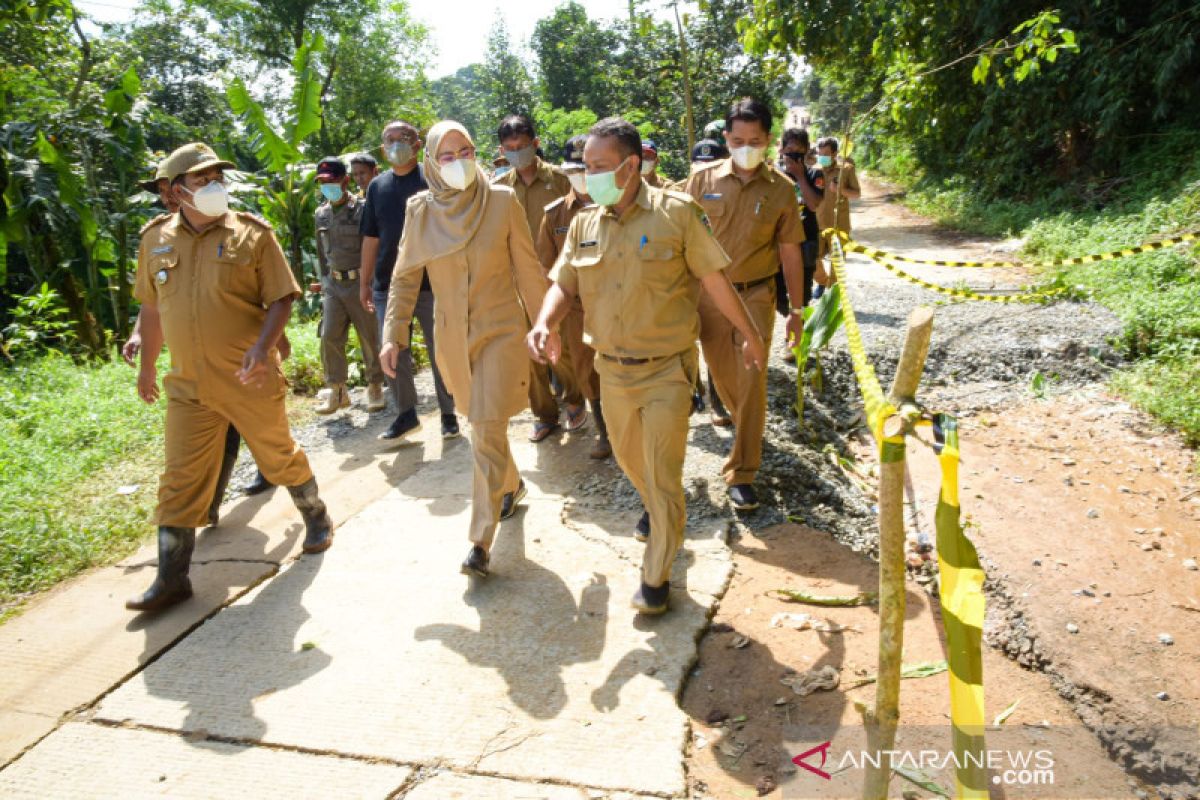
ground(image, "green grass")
xmin=0 ymin=313 xmax=428 ymax=619
xmin=874 ymin=129 xmax=1200 ymax=445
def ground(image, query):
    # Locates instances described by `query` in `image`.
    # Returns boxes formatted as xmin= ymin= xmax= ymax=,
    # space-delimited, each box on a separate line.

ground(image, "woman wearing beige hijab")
xmin=381 ymin=121 xmax=555 ymax=577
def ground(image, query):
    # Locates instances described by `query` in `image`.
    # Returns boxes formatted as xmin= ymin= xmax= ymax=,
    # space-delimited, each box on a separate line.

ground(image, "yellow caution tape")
xmin=829 ymin=239 xmax=988 ymax=795
xmin=828 ymin=236 xmax=894 ymax=443
xmin=929 ymin=414 xmax=988 ymax=797
xmin=873 ymin=259 xmax=1068 ymax=304
xmin=826 ymin=228 xmax=1198 ymax=269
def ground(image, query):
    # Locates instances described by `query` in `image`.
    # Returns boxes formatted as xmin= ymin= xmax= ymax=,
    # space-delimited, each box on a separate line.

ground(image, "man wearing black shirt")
xmin=777 ymin=127 xmax=824 ymax=309
xmin=360 ymin=120 xmax=458 ymax=441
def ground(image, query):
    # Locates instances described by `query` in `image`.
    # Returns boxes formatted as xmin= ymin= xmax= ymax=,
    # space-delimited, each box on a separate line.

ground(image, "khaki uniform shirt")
xmin=492 ymin=157 xmax=571 ymax=240
xmin=134 ymin=211 xmax=300 ymax=401
xmin=550 ymin=180 xmax=730 ymax=359
xmin=816 ymin=160 xmax=859 ymax=235
xmin=537 ymin=191 xmax=591 ymax=311
xmin=315 ymin=194 xmax=365 ymax=275
xmin=644 ymin=171 xmax=663 ymax=188
xmin=684 ymin=158 xmax=804 ymax=284
xmin=383 ymin=186 xmax=548 ymax=422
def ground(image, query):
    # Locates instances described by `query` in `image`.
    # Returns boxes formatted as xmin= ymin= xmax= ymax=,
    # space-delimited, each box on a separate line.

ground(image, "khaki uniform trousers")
xmin=157 ymin=376 xmax=313 ymax=527
xmin=529 ymin=332 xmax=584 ymax=421
xmin=598 ymin=350 xmax=696 ymax=587
xmin=559 ymin=305 xmax=599 ymax=400
xmin=321 ymin=275 xmax=383 ymax=386
xmin=698 ymin=279 xmax=776 ymax=486
xmin=468 ymin=419 xmax=522 ymax=548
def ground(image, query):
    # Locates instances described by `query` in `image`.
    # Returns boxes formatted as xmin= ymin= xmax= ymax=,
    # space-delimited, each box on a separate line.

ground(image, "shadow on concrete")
xmin=414 ymin=513 xmax=610 ymax=720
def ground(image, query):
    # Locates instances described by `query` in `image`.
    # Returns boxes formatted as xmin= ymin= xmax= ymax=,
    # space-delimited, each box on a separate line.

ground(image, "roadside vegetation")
xmin=878 ymin=130 xmax=1200 ymax=444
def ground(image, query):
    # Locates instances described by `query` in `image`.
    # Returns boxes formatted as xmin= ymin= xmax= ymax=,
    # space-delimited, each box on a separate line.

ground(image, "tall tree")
xmin=482 ymin=15 xmax=536 ymax=125
xmin=531 ymin=2 xmax=621 ymax=115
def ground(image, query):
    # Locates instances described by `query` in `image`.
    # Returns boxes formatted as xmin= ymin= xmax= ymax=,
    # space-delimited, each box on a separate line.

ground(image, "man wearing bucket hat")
xmin=312 ymin=156 xmax=385 ymax=415
xmin=128 ymin=142 xmax=335 ymax=613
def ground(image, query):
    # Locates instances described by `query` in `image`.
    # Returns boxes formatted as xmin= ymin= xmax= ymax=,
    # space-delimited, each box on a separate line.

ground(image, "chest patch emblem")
xmin=155 ymin=269 xmax=169 ymax=285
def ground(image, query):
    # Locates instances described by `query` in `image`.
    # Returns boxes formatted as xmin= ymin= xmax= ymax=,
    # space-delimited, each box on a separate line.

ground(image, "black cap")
xmin=315 ymin=157 xmax=347 ymax=179
xmin=691 ymin=138 xmax=729 ymax=163
xmin=562 ymin=134 xmax=588 ymax=165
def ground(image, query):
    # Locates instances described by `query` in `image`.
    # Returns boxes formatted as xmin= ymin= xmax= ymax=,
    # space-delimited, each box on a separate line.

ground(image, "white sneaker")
xmin=366 ymin=382 xmax=386 ymax=412
xmin=315 ymin=384 xmax=350 ymax=415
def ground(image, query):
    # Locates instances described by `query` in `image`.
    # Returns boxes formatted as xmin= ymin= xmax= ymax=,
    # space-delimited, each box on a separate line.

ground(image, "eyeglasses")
xmin=435 ymin=145 xmax=475 ymax=165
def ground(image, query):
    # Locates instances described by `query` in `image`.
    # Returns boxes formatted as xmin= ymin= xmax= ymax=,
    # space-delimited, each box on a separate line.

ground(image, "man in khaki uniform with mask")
xmin=492 ymin=113 xmax=587 ymax=442
xmin=536 ymin=134 xmax=609 ymax=459
xmin=528 ymin=117 xmax=766 ymax=616
xmin=129 ymin=142 xmax=334 ymax=613
xmin=685 ymin=97 xmax=806 ymax=512
xmin=313 ymin=156 xmax=385 ymax=413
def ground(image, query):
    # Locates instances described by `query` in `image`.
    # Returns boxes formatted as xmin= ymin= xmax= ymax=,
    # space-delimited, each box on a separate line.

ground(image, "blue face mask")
xmin=320 ymin=183 xmax=344 ymax=202
xmin=817 ymin=154 xmax=833 ymax=169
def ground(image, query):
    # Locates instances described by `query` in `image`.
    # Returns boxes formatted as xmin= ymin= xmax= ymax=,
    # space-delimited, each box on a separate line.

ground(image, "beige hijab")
xmin=395 ymin=121 xmax=489 ymax=271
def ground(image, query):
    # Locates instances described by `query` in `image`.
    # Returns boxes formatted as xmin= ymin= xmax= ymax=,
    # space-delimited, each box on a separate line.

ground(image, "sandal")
xmin=529 ymin=420 xmax=560 ymax=442
xmin=564 ymin=403 xmax=589 ymax=432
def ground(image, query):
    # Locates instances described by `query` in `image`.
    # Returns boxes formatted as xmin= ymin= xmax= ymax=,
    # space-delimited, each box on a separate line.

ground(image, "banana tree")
xmin=791 ymin=283 xmax=845 ymax=424
xmin=227 ymin=32 xmax=325 ymax=286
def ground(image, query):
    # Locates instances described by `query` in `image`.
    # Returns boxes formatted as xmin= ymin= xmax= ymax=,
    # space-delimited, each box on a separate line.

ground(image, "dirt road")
xmin=684 ymin=178 xmax=1199 ymax=800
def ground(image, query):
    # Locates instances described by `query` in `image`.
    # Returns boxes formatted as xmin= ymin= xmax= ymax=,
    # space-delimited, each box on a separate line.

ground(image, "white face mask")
xmin=730 ymin=145 xmax=766 ymax=171
xmin=640 ymin=159 xmax=656 ymax=176
xmin=567 ymin=172 xmax=588 ymax=195
xmin=440 ymin=158 xmax=476 ymax=191
xmin=181 ymin=181 xmax=229 ymax=217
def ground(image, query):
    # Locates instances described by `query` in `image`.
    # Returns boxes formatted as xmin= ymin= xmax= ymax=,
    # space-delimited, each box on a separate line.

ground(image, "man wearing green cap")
xmin=129 ymin=142 xmax=335 ymax=613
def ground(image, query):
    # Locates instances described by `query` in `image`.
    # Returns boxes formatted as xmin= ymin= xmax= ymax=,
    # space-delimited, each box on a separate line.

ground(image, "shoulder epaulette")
xmin=662 ymin=188 xmax=697 ymax=205
xmin=691 ymin=159 xmax=724 ymax=175
xmin=236 ymin=211 xmax=273 ymax=229
xmin=544 ymin=196 xmax=566 ymax=213
xmin=139 ymin=212 xmax=172 ymax=235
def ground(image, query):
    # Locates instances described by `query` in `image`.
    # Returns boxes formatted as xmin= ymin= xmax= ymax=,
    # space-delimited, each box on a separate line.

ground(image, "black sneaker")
xmin=499 ymin=478 xmax=527 ymax=520
xmin=379 ymin=408 xmax=421 ymax=441
xmin=441 ymin=413 xmax=461 ymax=439
xmin=631 ymin=581 xmax=670 ymax=615
xmin=691 ymin=390 xmax=705 ymax=415
xmin=634 ymin=511 xmax=650 ymax=543
xmin=728 ymin=483 xmax=760 ymax=511
xmin=461 ymin=545 xmax=489 ymax=577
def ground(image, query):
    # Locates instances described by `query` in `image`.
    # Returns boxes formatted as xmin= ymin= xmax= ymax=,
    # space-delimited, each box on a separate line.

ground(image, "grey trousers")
xmin=373 ymin=287 xmax=455 ymax=415
xmin=321 ymin=276 xmax=383 ymax=385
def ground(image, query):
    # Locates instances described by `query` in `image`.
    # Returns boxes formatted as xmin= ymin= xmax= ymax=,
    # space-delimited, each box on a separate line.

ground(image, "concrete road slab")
xmin=0 ymin=722 xmax=410 ymax=799
xmin=0 ymin=561 xmax=268 ymax=765
xmin=95 ymin=493 xmax=725 ymax=796
xmin=401 ymin=771 xmax=655 ymax=799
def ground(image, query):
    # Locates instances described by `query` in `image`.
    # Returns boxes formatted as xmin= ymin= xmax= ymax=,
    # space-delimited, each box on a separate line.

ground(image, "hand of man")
xmin=741 ymin=334 xmax=767 ymax=371
xmin=277 ymin=334 xmax=292 ymax=361
xmin=785 ymin=312 xmax=804 ymax=350
xmin=137 ymin=364 xmax=159 ymax=404
xmin=380 ymin=341 xmax=406 ymax=379
xmin=525 ymin=325 xmax=560 ymax=365
xmin=236 ymin=344 xmax=270 ymax=387
xmin=361 ymin=286 xmax=375 ymax=314
xmin=122 ymin=334 xmax=142 ymax=366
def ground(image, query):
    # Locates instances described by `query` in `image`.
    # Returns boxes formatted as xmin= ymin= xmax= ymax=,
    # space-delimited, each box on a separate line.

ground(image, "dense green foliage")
xmin=742 ymin=1 xmax=1200 ymax=194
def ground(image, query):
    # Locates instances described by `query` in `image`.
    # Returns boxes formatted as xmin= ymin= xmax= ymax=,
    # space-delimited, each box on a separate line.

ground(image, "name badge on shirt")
xmin=554 ymin=226 xmax=569 ymax=235
xmin=155 ymin=269 xmax=169 ymax=285
xmin=151 ymin=245 xmax=173 ymax=254
xmin=580 ymin=240 xmax=598 ymax=248
xmin=702 ymin=193 xmax=722 ymax=200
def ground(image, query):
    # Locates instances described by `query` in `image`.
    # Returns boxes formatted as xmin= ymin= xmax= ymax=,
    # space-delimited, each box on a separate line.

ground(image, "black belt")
xmin=600 ymin=353 xmax=670 ymax=366
xmin=331 ymin=269 xmax=359 ymax=281
xmin=731 ymin=274 xmax=775 ymax=292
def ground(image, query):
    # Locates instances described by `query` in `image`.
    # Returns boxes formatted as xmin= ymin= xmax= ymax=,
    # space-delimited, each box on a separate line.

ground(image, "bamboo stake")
xmin=861 ymin=307 xmax=934 ymax=800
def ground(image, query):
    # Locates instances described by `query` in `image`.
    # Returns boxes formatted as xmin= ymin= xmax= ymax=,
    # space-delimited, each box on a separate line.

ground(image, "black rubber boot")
xmin=590 ymin=398 xmax=611 ymax=459
xmin=207 ymin=442 xmax=238 ymax=527
xmin=242 ymin=470 xmax=274 ymax=495
xmin=126 ymin=526 xmax=195 ymax=612
xmin=288 ymin=477 xmax=334 ymax=554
